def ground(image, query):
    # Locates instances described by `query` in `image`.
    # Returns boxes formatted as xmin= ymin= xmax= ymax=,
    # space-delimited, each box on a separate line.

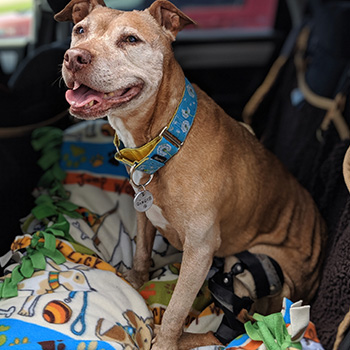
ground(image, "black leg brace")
xmin=208 ymin=251 xmax=284 ymax=344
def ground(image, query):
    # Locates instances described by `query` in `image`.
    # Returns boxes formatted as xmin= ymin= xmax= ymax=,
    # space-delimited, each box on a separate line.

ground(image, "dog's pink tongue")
xmin=66 ymin=85 xmax=104 ymax=107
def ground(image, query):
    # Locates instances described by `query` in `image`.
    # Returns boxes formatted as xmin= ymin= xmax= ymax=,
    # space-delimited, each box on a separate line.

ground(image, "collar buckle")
xmin=115 ymin=141 xmax=122 ymax=157
xmin=130 ymin=165 xmax=154 ymax=189
xmin=160 ymin=126 xmax=183 ymax=150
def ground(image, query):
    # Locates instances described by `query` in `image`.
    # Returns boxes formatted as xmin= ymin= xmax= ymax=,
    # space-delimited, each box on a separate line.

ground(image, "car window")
xmin=171 ymin=0 xmax=277 ymax=31
xmin=0 ymin=0 xmax=33 ymax=43
xmin=105 ymin=0 xmax=278 ymax=33
xmin=0 ymin=0 xmax=33 ymax=74
xmin=105 ymin=0 xmax=145 ymax=10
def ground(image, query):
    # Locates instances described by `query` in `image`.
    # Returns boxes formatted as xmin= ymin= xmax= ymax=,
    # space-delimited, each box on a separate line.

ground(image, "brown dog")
xmin=55 ymin=1 xmax=327 ymax=349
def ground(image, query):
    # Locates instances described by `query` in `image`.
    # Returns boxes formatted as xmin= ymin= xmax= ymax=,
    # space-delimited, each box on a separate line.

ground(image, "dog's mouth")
xmin=65 ymin=82 xmax=143 ymax=118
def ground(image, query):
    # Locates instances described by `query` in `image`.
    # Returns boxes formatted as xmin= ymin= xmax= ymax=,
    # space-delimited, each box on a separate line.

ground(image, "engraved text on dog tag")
xmin=134 ymin=190 xmax=154 ymax=212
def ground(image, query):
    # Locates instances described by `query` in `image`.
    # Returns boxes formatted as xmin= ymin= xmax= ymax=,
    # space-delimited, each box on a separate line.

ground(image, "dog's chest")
xmin=146 ymin=205 xmax=184 ymax=250
xmin=146 ymin=204 xmax=169 ymax=231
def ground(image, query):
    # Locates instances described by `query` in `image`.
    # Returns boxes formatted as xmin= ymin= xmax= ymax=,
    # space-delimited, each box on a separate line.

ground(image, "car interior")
xmin=1 ymin=0 xmax=350 ymax=349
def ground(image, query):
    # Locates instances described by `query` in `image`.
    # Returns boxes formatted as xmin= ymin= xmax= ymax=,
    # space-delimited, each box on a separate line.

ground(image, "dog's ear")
xmin=148 ymin=0 xmax=196 ymax=40
xmin=54 ymin=0 xmax=106 ymax=24
xmin=343 ymin=146 xmax=350 ymax=193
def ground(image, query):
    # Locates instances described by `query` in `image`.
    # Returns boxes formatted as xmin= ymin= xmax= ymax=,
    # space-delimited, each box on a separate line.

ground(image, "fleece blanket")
xmin=0 ymin=120 xmax=323 ymax=349
xmin=0 ymin=120 xmax=222 ymax=349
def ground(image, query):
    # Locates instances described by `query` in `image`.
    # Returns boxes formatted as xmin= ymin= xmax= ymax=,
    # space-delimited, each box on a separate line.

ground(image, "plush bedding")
xmin=0 ymin=120 xmax=222 ymax=349
xmin=0 ymin=120 xmax=323 ymax=349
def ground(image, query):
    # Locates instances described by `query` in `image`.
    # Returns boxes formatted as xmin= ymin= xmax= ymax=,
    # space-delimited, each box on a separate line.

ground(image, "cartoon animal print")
xmin=108 ymin=150 xmax=123 ymax=167
xmin=108 ymin=228 xmax=177 ymax=273
xmin=96 ymin=310 xmax=153 ymax=350
xmin=90 ymin=154 xmax=105 ymax=167
xmin=85 ymin=122 xmax=98 ymax=138
xmin=152 ymin=234 xmax=172 ymax=257
xmin=39 ymin=340 xmax=101 ymax=350
xmin=76 ymin=201 xmax=119 ymax=250
xmin=72 ymin=220 xmax=89 ymax=241
xmin=0 ymin=307 xmax=15 ymax=318
xmin=100 ymin=123 xmax=114 ymax=137
xmin=42 ymin=300 xmax=72 ymax=324
xmin=17 ymin=259 xmax=94 ymax=317
xmin=108 ymin=222 xmax=136 ymax=271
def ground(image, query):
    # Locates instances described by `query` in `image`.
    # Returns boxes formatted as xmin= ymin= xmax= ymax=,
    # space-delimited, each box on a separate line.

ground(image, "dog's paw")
xmin=151 ymin=329 xmax=179 ymax=350
xmin=123 ymin=269 xmax=148 ymax=290
xmin=152 ymin=324 xmax=160 ymax=336
xmin=151 ymin=340 xmax=178 ymax=350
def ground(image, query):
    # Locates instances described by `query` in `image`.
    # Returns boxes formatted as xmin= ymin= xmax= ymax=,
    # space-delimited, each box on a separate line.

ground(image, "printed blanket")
xmin=0 ymin=120 xmax=222 ymax=349
xmin=0 ymin=120 xmax=323 ymax=349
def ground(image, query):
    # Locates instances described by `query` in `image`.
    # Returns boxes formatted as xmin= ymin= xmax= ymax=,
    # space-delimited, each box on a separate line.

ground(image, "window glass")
xmin=105 ymin=0 xmax=278 ymax=31
xmin=0 ymin=0 xmax=33 ymax=42
xmin=174 ymin=0 xmax=278 ymax=30
xmin=105 ymin=0 xmax=145 ymax=10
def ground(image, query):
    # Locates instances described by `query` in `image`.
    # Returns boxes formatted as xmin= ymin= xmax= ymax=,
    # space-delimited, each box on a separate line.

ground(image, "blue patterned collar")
xmin=114 ymin=78 xmax=197 ymax=175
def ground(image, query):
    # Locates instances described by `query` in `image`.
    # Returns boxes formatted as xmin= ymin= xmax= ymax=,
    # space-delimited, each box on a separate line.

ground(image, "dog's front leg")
xmin=125 ymin=212 xmax=156 ymax=289
xmin=152 ymin=226 xmax=220 ymax=350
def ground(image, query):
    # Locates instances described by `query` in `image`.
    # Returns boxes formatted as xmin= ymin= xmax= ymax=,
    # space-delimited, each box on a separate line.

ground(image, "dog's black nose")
xmin=64 ymin=48 xmax=92 ymax=73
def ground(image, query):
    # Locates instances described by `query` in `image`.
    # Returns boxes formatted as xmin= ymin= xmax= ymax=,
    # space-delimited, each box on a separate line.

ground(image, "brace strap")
xmin=209 ymin=251 xmax=284 ymax=345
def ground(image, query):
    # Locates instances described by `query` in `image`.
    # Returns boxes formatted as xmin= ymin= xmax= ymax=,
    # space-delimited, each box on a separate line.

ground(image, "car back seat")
xmin=0 ymin=39 xmax=71 ymax=254
xmin=242 ymin=2 xmax=350 ymax=348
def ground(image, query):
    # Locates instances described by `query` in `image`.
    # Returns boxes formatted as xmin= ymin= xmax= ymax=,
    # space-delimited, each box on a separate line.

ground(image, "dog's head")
xmin=56 ymin=0 xmax=195 ymax=120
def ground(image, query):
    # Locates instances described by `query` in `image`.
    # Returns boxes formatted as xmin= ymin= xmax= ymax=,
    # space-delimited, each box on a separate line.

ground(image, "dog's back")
xmin=160 ymin=84 xmax=327 ymax=310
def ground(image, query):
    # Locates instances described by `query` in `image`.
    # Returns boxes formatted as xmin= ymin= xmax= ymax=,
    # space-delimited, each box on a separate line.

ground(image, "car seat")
xmin=0 ymin=39 xmax=71 ymax=254
xmin=242 ymin=1 xmax=350 ymax=348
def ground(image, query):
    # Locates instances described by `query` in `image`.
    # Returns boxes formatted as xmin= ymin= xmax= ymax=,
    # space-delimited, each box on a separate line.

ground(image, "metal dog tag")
xmin=134 ymin=190 xmax=154 ymax=212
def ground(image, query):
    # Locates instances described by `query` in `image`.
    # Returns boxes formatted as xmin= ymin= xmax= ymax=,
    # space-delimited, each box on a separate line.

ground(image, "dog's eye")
xmin=75 ymin=26 xmax=85 ymax=35
xmin=125 ymin=35 xmax=138 ymax=43
xmin=116 ymin=35 xmax=141 ymax=47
